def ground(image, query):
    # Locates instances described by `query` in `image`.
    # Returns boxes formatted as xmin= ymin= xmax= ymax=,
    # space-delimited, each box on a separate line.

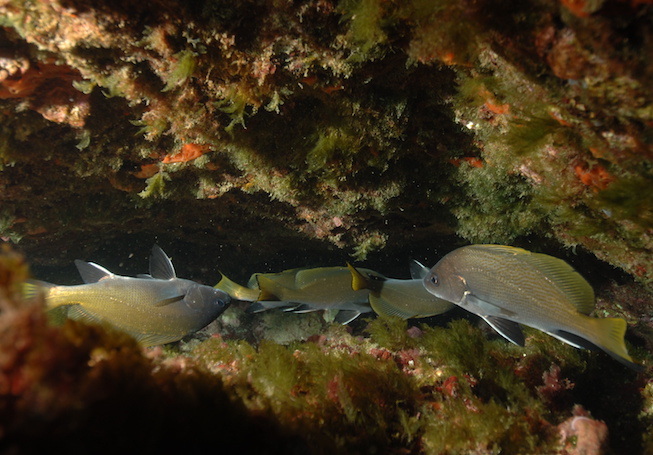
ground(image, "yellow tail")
xmin=592 ymin=317 xmax=643 ymax=371
xmin=215 ymin=273 xmax=260 ymax=302
xmin=347 ymin=263 xmax=369 ymax=291
xmin=22 ymin=280 xmax=58 ymax=309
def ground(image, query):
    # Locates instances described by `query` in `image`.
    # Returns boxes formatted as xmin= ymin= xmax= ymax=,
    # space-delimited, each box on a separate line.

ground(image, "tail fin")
xmin=592 ymin=317 xmax=644 ymax=372
xmin=347 ymin=263 xmax=369 ymax=291
xmin=215 ymin=273 xmax=260 ymax=302
xmin=22 ymin=280 xmax=56 ymax=308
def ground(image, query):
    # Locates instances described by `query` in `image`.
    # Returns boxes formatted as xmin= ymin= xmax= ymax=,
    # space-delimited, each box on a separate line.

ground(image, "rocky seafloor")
xmin=0 ymin=0 xmax=652 ymax=453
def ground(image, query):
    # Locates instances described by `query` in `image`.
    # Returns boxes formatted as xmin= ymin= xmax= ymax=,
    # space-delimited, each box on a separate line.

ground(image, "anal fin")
xmin=67 ymin=305 xmax=104 ymax=325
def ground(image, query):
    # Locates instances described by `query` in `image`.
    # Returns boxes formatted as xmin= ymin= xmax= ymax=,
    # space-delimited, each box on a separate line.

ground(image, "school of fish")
xmin=27 ymin=243 xmax=644 ymax=370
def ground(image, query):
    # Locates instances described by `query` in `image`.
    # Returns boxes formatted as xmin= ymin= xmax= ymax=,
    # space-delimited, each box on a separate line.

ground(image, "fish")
xmin=25 ymin=245 xmax=231 ymax=347
xmin=423 ymin=244 xmax=643 ymax=371
xmin=215 ymin=273 xmax=261 ymax=302
xmin=226 ymin=266 xmax=375 ymax=324
xmin=347 ymin=261 xmax=455 ymax=319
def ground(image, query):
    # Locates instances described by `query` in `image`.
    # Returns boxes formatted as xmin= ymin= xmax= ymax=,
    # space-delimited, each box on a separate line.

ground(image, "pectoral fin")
xmin=369 ymin=295 xmax=415 ymax=319
xmin=464 ymin=293 xmax=518 ymax=318
xmin=153 ymin=294 xmax=185 ymax=307
xmin=67 ymin=305 xmax=104 ymax=324
xmin=483 ymin=316 xmax=525 ymax=347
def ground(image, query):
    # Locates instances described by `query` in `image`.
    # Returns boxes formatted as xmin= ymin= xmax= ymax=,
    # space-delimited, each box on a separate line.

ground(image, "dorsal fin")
xmin=473 ymin=245 xmax=595 ymax=315
xmin=75 ymin=260 xmax=113 ymax=283
xmin=518 ymin=250 xmax=595 ymax=315
xmin=409 ymin=260 xmax=429 ymax=279
xmin=150 ymin=245 xmax=176 ymax=280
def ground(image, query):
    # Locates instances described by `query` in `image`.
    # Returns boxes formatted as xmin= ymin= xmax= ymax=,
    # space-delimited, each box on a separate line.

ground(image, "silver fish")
xmin=423 ymin=244 xmax=642 ymax=371
xmin=27 ymin=245 xmax=230 ymax=347
xmin=348 ymin=260 xmax=454 ymax=319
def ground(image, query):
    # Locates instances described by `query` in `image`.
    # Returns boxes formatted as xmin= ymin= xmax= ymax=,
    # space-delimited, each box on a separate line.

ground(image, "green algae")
xmin=339 ymin=0 xmax=388 ymax=61
xmin=162 ymin=50 xmax=197 ymax=92
xmin=452 ymin=162 xmax=540 ymax=244
xmin=190 ymin=316 xmax=647 ymax=453
xmin=365 ymin=315 xmax=416 ymax=351
xmin=351 ymin=231 xmax=388 ymax=261
xmin=193 ymin=331 xmax=424 ymax=453
xmin=216 ymin=86 xmax=253 ymax=134
xmin=305 ymin=127 xmax=360 ymax=175
xmin=138 ymin=170 xmax=170 ymax=198
xmin=593 ymin=176 xmax=653 ymax=229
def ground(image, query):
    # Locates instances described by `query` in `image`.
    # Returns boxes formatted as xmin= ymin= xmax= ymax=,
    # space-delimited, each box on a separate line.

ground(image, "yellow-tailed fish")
xmin=215 ymin=273 xmax=261 ymax=302
xmin=247 ymin=267 xmax=375 ymax=324
xmin=215 ymin=267 xmax=312 ymax=303
xmin=423 ymin=244 xmax=643 ymax=371
xmin=348 ymin=261 xmax=455 ymax=319
xmin=25 ymin=245 xmax=230 ymax=347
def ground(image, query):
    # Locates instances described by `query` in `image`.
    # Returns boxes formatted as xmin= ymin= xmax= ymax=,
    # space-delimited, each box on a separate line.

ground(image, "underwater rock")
xmin=0 ymin=0 xmax=647 ymax=287
xmin=557 ymin=406 xmax=609 ymax=455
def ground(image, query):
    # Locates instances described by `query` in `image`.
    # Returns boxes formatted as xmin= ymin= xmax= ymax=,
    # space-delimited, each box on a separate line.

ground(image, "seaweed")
xmin=138 ymin=169 xmax=170 ymax=198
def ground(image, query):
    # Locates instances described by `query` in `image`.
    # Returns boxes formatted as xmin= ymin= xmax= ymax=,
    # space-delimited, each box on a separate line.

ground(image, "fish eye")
xmin=429 ymin=275 xmax=439 ymax=286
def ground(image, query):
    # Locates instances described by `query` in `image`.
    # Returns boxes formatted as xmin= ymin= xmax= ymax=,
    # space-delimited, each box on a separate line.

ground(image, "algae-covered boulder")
xmin=0 ymin=0 xmax=650 ymax=281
